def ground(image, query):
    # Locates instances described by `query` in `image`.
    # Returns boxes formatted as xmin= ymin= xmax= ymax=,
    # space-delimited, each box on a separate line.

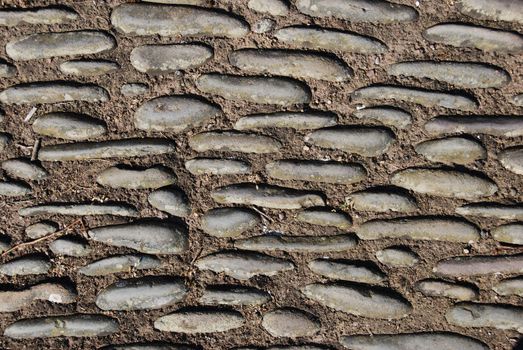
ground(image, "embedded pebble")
xmin=131 ymin=44 xmax=213 ymax=74
xmin=357 ymin=217 xmax=480 ymax=242
xmin=302 ymin=283 xmax=412 ymax=319
xmin=1 ymin=158 xmax=48 ymax=181
xmin=387 ymin=61 xmax=511 ymax=88
xmin=296 ymin=209 xmax=351 ymax=229
xmin=25 ymin=221 xmax=58 ymax=239
xmin=262 ymin=308 xmax=320 ymax=338
xmin=111 ymin=3 xmax=249 ymax=38
xmin=32 ymin=112 xmax=107 ymax=140
xmin=415 ymin=137 xmax=486 ymax=165
xmin=4 ymin=314 xmax=118 ymax=339
xmin=353 ymin=106 xmax=412 ymax=129
xmin=308 ymin=259 xmax=386 ymax=284
xmin=0 ymin=133 xmax=11 ymax=151
xmin=195 ymin=251 xmax=294 ymax=280
xmin=185 ymin=158 xmax=251 ymax=175
xmin=0 ymin=61 xmax=16 ymax=77
xmin=425 ymin=115 xmax=523 ymax=137
xmin=79 ymin=254 xmax=161 ymax=276
xmin=200 ymin=285 xmax=270 ymax=305
xmin=235 ymin=112 xmax=337 ymax=130
xmin=456 ymin=203 xmax=523 ymax=220
xmin=376 ymin=247 xmax=419 ymax=267
xmin=121 ymin=83 xmax=149 ymax=96
xmin=196 ymin=74 xmax=311 ymax=105
xmin=97 ymin=166 xmax=176 ymax=190
xmin=266 ymin=160 xmax=366 ymax=184
xmin=512 ymin=94 xmax=523 ymax=107
xmin=252 ymin=18 xmax=276 ymax=33
xmin=0 ymin=254 xmax=51 ymax=276
xmin=201 ymin=208 xmax=260 ymax=237
xmin=446 ymin=303 xmax=523 ymax=332
xmin=499 ymin=146 xmax=523 ymax=174
xmin=148 ymin=187 xmax=191 ymax=217
xmin=305 ymin=127 xmax=395 ymax=157
xmin=59 ymin=60 xmax=119 ymax=76
xmin=493 ymin=278 xmax=523 ymax=297
xmin=0 ymin=282 xmax=76 ymax=312
xmin=435 ymin=254 xmax=523 ymax=276
xmin=234 ymin=234 xmax=357 ymax=253
xmin=190 ymin=131 xmax=282 ymax=154
xmin=457 ymin=0 xmax=523 ymax=24
xmin=415 ymin=279 xmax=478 ymax=301
xmin=154 ymin=310 xmax=245 ymax=333
xmin=423 ymin=24 xmax=523 ymax=53
xmin=248 ymin=0 xmax=289 ymax=16
xmin=49 ymin=236 xmax=91 ymax=257
xmin=491 ymin=223 xmax=523 ymax=245
xmin=212 ymin=183 xmax=325 ymax=209
xmin=347 ymin=190 xmax=417 ymax=213
xmin=0 ymin=181 xmax=31 ymax=197
xmin=19 ymin=203 xmax=138 ymax=217
xmin=135 ymin=96 xmax=220 ymax=132
xmin=88 ymin=220 xmax=188 ymax=254
xmin=391 ymin=168 xmax=497 ymax=199
xmin=0 ymin=7 xmax=78 ymax=26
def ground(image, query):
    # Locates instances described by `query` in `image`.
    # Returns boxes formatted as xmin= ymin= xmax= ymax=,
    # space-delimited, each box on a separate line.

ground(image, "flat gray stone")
xmin=19 ymin=203 xmax=138 ymax=217
xmin=435 ymin=254 xmax=523 ymax=276
xmin=296 ymin=209 xmax=351 ymax=229
xmin=296 ymin=0 xmax=418 ymax=23
xmin=234 ymin=234 xmax=357 ymax=253
xmin=387 ymin=61 xmax=511 ymax=88
xmin=88 ymin=220 xmax=188 ymax=255
xmin=423 ymin=24 xmax=523 ymax=53
xmin=499 ymin=146 xmax=523 ymax=174
xmin=262 ymin=308 xmax=320 ymax=338
xmin=59 ymin=60 xmax=119 ymax=76
xmin=248 ymin=0 xmax=289 ymax=16
xmin=0 ymin=61 xmax=16 ymax=77
xmin=0 ymin=7 xmax=78 ymax=26
xmin=148 ymin=187 xmax=191 ymax=217
xmin=0 ymin=82 xmax=109 ymax=105
xmin=195 ymin=251 xmax=294 ymax=279
xmin=0 ymin=181 xmax=31 ymax=197
xmin=185 ymin=158 xmax=251 ymax=175
xmin=196 ymin=74 xmax=311 ymax=106
xmin=415 ymin=279 xmax=478 ymax=301
xmin=357 ymin=217 xmax=480 ymax=242
xmin=235 ymin=112 xmax=337 ymax=130
xmin=190 ymin=131 xmax=282 ymax=154
xmin=200 ymin=285 xmax=270 ymax=305
xmin=266 ymin=160 xmax=367 ymax=184
xmin=252 ymin=18 xmax=276 ymax=33
xmin=0 ymin=254 xmax=51 ymax=276
xmin=6 ymin=30 xmax=115 ymax=61
xmin=38 ymin=138 xmax=175 ymax=161
xmin=154 ymin=310 xmax=245 ymax=333
xmin=274 ymin=26 xmax=387 ymax=54
xmin=97 ymin=166 xmax=176 ymax=190
xmin=2 ymin=158 xmax=48 ymax=181
xmin=202 ymin=208 xmax=260 ymax=238
xmin=492 ymin=223 xmax=523 ymax=245
xmin=143 ymin=0 xmax=208 ymax=3
xmin=347 ymin=190 xmax=417 ymax=213
xmin=305 ymin=127 xmax=395 ymax=157
xmin=353 ymin=85 xmax=477 ymax=111
xmin=308 ymin=259 xmax=385 ymax=284
xmin=512 ymin=94 xmax=523 ymax=107
xmin=4 ymin=314 xmax=118 ymax=339
xmin=302 ymin=283 xmax=412 ymax=319
xmin=101 ymin=343 xmax=196 ymax=350
xmin=353 ymin=106 xmax=412 ymax=129
xmin=0 ymin=133 xmax=11 ymax=151
xmin=111 ymin=3 xmax=249 ymax=38
xmin=446 ymin=303 xmax=523 ymax=332
xmin=425 ymin=115 xmax=523 ymax=137
xmin=25 ymin=221 xmax=58 ymax=239
xmin=121 ymin=83 xmax=149 ymax=96
xmin=0 ymin=282 xmax=76 ymax=312
xmin=49 ymin=236 xmax=91 ymax=257
xmin=456 ymin=203 xmax=523 ymax=220
xmin=267 ymin=346 xmax=332 ymax=350
xmin=415 ymin=137 xmax=486 ymax=165
xmin=457 ymin=0 xmax=523 ymax=24
xmin=32 ymin=112 xmax=107 ymax=140
xmin=493 ymin=278 xmax=523 ymax=297
xmin=79 ymin=254 xmax=161 ymax=276
xmin=131 ymin=44 xmax=213 ymax=74
xmin=376 ymin=247 xmax=419 ymax=267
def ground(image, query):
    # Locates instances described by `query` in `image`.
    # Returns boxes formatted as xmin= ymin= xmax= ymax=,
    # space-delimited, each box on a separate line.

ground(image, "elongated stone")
xmin=415 ymin=137 xmax=486 ymax=165
xmin=235 ymin=111 xmax=336 ymax=131
xmin=79 ymin=254 xmax=161 ymax=276
xmin=274 ymin=26 xmax=387 ymax=54
xmin=0 ymin=282 xmax=76 ymax=312
xmin=154 ymin=310 xmax=244 ymax=333
xmin=19 ymin=203 xmax=138 ymax=217
xmin=305 ymin=127 xmax=395 ymax=157
xmin=89 ymin=221 xmax=188 ymax=254
xmin=248 ymin=0 xmax=289 ymax=16
xmin=425 ymin=115 xmax=523 ymax=137
xmin=49 ymin=236 xmax=91 ymax=257
xmin=341 ymin=332 xmax=489 ymax=350
xmin=302 ymin=283 xmax=411 ymax=319
xmin=0 ymin=133 xmax=11 ymax=151
xmin=202 ymin=208 xmax=260 ymax=238
xmin=353 ymin=85 xmax=477 ymax=111
xmin=59 ymin=60 xmax=119 ymax=76
xmin=2 ymin=158 xmax=48 ymax=181
xmin=296 ymin=0 xmax=418 ymax=23
xmin=212 ymin=183 xmax=325 ymax=209
xmin=0 ymin=254 xmax=50 ymax=276
xmin=4 ymin=314 xmax=118 ymax=339
xmin=353 ymin=106 xmax=412 ymax=129
xmin=32 ymin=112 xmax=107 ymax=140
xmin=0 ymin=61 xmax=16 ymax=77
xmin=101 ymin=343 xmax=196 ymax=350
xmin=135 ymin=96 xmax=220 ymax=132
xmin=200 ymin=285 xmax=270 ymax=305
xmin=38 ymin=138 xmax=175 ymax=161
xmin=234 ymin=234 xmax=357 ymax=253
xmin=190 ymin=131 xmax=282 ymax=154
xmin=458 ymin=0 xmax=523 ymax=24
xmin=347 ymin=190 xmax=417 ymax=213
xmin=97 ymin=166 xmax=176 ymax=190
xmin=131 ymin=44 xmax=213 ymax=74
xmin=0 ymin=82 xmax=109 ymax=105
xmin=357 ymin=217 xmax=479 ymax=242
xmin=121 ymin=83 xmax=149 ymax=96
xmin=267 ymin=346 xmax=333 ymax=350
xmin=148 ymin=187 xmax=191 ymax=217
xmin=435 ymin=254 xmax=523 ymax=276
xmin=0 ymin=181 xmax=31 ymax=196
xmin=308 ymin=259 xmax=385 ymax=284
xmin=195 ymin=251 xmax=294 ymax=280
xmin=296 ymin=209 xmax=351 ymax=229
xmin=446 ymin=303 xmax=523 ymax=332
xmin=388 ymin=61 xmax=511 ymax=88
xmin=391 ymin=168 xmax=497 ymax=199
xmin=0 ymin=7 xmax=78 ymax=26
xmin=456 ymin=203 xmax=523 ymax=220
xmin=499 ymin=147 xmax=523 ymax=174
xmin=25 ymin=221 xmax=58 ymax=239
xmin=492 ymin=223 xmax=523 ymax=245
xmin=376 ymin=247 xmax=419 ymax=267
xmin=266 ymin=160 xmax=366 ymax=184
xmin=262 ymin=308 xmax=320 ymax=338
xmin=415 ymin=279 xmax=478 ymax=301
xmin=111 ymin=3 xmax=249 ymax=38
xmin=424 ymin=24 xmax=523 ymax=53
xmin=196 ymin=74 xmax=311 ymax=106
xmin=143 ymin=0 xmax=207 ymax=3
xmin=493 ymin=278 xmax=523 ymax=297
xmin=185 ymin=158 xmax=251 ymax=175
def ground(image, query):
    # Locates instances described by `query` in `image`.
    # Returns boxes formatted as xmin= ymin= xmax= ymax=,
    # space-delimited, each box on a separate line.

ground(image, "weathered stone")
xmin=492 ymin=223 xmax=523 ymax=245
xmin=196 ymin=74 xmax=311 ymax=105
xmin=425 ymin=115 xmax=523 ymax=137
xmin=32 ymin=112 xmax=107 ymax=140
xmin=2 ymin=158 xmax=48 ymax=181
xmin=185 ymin=158 xmax=251 ymax=175
xmin=376 ymin=247 xmax=419 ymax=267
xmin=357 ymin=217 xmax=480 ymax=242
xmin=266 ymin=160 xmax=366 ymax=184
xmin=456 ymin=203 xmax=523 ymax=220
xmin=512 ymin=94 xmax=523 ymax=107
xmin=423 ymin=24 xmax=523 ymax=53
xmin=154 ymin=310 xmax=245 ymax=333
xmin=202 ymin=208 xmax=260 ymax=237
xmin=446 ymin=303 xmax=523 ymax=332
xmin=79 ymin=254 xmax=161 ymax=276
xmin=387 ymin=61 xmax=511 ymax=88
xmin=493 ymin=278 xmax=523 ymax=297
xmin=235 ymin=111 xmax=337 ymax=130
xmin=211 ymin=183 xmax=325 ymax=209
xmin=305 ymin=127 xmax=395 ymax=157
xmin=25 ymin=221 xmax=58 ymax=239
xmin=101 ymin=343 xmax=196 ymax=350
xmin=252 ymin=18 xmax=276 ymax=33
xmin=195 ymin=251 xmax=294 ymax=280
xmin=49 ymin=236 xmax=91 ymax=257
xmin=267 ymin=346 xmax=332 ymax=350
xmin=19 ymin=203 xmax=138 ymax=217
xmin=97 ymin=166 xmax=176 ymax=190
xmin=352 ymin=85 xmax=477 ymax=111
xmin=0 ymin=282 xmax=76 ymax=312
xmin=121 ymin=83 xmax=149 ymax=96
xmin=0 ymin=82 xmax=109 ymax=105
xmin=135 ymin=96 xmax=220 ymax=132
xmin=391 ymin=168 xmax=497 ymax=199
xmin=148 ymin=187 xmax=191 ymax=217
xmin=415 ymin=279 xmax=478 ymax=301
xmin=131 ymin=44 xmax=213 ymax=74
xmin=0 ymin=7 xmax=78 ymax=26
xmin=0 ymin=133 xmax=11 ymax=151
xmin=499 ymin=146 xmax=523 ymax=174
xmin=248 ymin=0 xmax=289 ymax=16
xmin=38 ymin=138 xmax=175 ymax=161
xmin=415 ymin=137 xmax=486 ymax=165
xmin=88 ymin=221 xmax=188 ymax=254
xmin=0 ymin=254 xmax=51 ymax=276
xmin=143 ymin=0 xmax=207 ymax=3
xmin=4 ymin=314 xmax=118 ymax=339
xmin=234 ymin=234 xmax=357 ymax=253
xmin=111 ymin=4 xmax=249 ymax=38
xmin=296 ymin=0 xmax=418 ymax=23
xmin=308 ymin=259 xmax=385 ymax=284
xmin=353 ymin=106 xmax=412 ymax=129
xmin=200 ymin=285 xmax=270 ymax=305
xmin=435 ymin=254 xmax=523 ymax=276
xmin=262 ymin=308 xmax=320 ymax=338
xmin=0 ymin=181 xmax=31 ymax=197
xmin=457 ymin=0 xmax=523 ymax=24
xmin=274 ymin=26 xmax=387 ymax=54
xmin=59 ymin=60 xmax=119 ymax=76
xmin=302 ymin=283 xmax=412 ymax=319
xmin=190 ymin=131 xmax=282 ymax=154
xmin=0 ymin=61 xmax=16 ymax=77
xmin=347 ymin=190 xmax=417 ymax=213
xmin=296 ymin=209 xmax=351 ymax=229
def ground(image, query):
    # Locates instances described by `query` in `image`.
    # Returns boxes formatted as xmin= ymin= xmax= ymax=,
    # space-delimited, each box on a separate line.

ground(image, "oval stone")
xmin=266 ymin=160 xmax=367 ymax=184
xmin=457 ymin=0 xmax=523 ymax=24
xmin=456 ymin=203 xmax=523 ymax=220
xmin=154 ymin=310 xmax=245 ymax=333
xmin=248 ymin=0 xmax=289 ymax=16
xmin=234 ymin=234 xmax=357 ymax=253
xmin=296 ymin=209 xmax=352 ymax=229
xmin=121 ymin=83 xmax=149 ymax=96
xmin=1 ymin=158 xmax=48 ymax=181
xmin=131 ymin=44 xmax=213 ymax=74
xmin=0 ymin=254 xmax=51 ymax=276
xmin=189 ymin=131 xmax=282 ymax=154
xmin=25 ymin=221 xmax=57 ymax=239
xmin=79 ymin=254 xmax=161 ymax=276
xmin=235 ymin=111 xmax=337 ymax=130
xmin=32 ymin=112 xmax=107 ymax=140
xmin=0 ymin=7 xmax=78 ymax=26
xmin=185 ymin=158 xmax=251 ymax=175
xmin=0 ymin=82 xmax=109 ymax=105
xmin=262 ymin=308 xmax=320 ymax=338
xmin=425 ymin=115 xmax=523 ymax=137
xmin=96 ymin=166 xmax=176 ymax=189
xmin=0 ymin=181 xmax=31 ymax=197
xmin=49 ymin=236 xmax=91 ymax=257
xmin=492 ymin=223 xmax=523 ymax=245
xmin=347 ymin=190 xmax=417 ymax=213
xmin=415 ymin=279 xmax=478 ymax=301
xmin=201 ymin=208 xmax=260 ymax=237
xmin=353 ymin=106 xmax=412 ymax=129
xmin=499 ymin=147 xmax=523 ymax=174
xmin=493 ymin=278 xmax=523 ymax=297
xmin=148 ymin=187 xmax=191 ymax=217
xmin=308 ymin=259 xmax=386 ymax=284
xmin=19 ymin=203 xmax=138 ymax=217
xmin=415 ymin=137 xmax=486 ymax=165
xmin=376 ymin=247 xmax=419 ymax=267
xmin=200 ymin=285 xmax=270 ymax=306
xmin=59 ymin=60 xmax=119 ymax=76
xmin=0 ymin=282 xmax=76 ymax=312
xmin=446 ymin=303 xmax=523 ymax=332
xmin=435 ymin=254 xmax=523 ymax=276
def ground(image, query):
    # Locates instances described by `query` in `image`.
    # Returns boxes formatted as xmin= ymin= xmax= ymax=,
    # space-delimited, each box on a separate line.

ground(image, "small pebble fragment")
xmin=185 ymin=158 xmax=251 ymax=175
xmin=2 ymin=158 xmax=48 ymax=181
xmin=425 ymin=115 xmax=523 ymax=137
xmin=296 ymin=208 xmax=351 ymax=229
xmin=446 ymin=303 xmax=523 ymax=332
xmin=121 ymin=83 xmax=149 ymax=96
xmin=308 ymin=259 xmax=386 ymax=284
xmin=248 ymin=0 xmax=289 ymax=16
xmin=0 ymin=7 xmax=78 ymax=26
xmin=499 ymin=146 xmax=523 ymax=174
xmin=457 ymin=0 xmax=523 ymax=24
xmin=435 ymin=254 xmax=523 ymax=276
xmin=19 ymin=203 xmax=138 ymax=217
xmin=32 ymin=112 xmax=107 ymax=140
xmin=0 ymin=61 xmax=16 ymax=77
xmin=190 ymin=131 xmax=282 ymax=154
xmin=262 ymin=308 xmax=320 ymax=338
xmin=266 ymin=160 xmax=366 ymax=184
xmin=353 ymin=106 xmax=412 ymax=129
xmin=0 ymin=254 xmax=51 ymax=276
xmin=59 ymin=60 xmax=119 ymax=77
xmin=415 ymin=137 xmax=486 ymax=165
xmin=49 ymin=236 xmax=91 ymax=257
xmin=456 ymin=203 xmax=523 ymax=220
xmin=512 ymin=94 xmax=523 ymax=107
xmin=154 ymin=310 xmax=245 ymax=333
xmin=0 ymin=181 xmax=31 ymax=197
xmin=347 ymin=190 xmax=417 ymax=213
xmin=492 ymin=223 xmax=523 ymax=245
xmin=235 ymin=111 xmax=337 ymax=130
xmin=376 ymin=247 xmax=419 ymax=267
xmin=493 ymin=277 xmax=523 ymax=297
xmin=25 ymin=221 xmax=58 ymax=239
xmin=0 ymin=82 xmax=109 ymax=105
xmin=131 ymin=44 xmax=213 ymax=74
xmin=97 ymin=166 xmax=176 ymax=190
xmin=79 ymin=254 xmax=161 ymax=276
xmin=202 ymin=208 xmax=260 ymax=238
xmin=0 ymin=282 xmax=76 ymax=312
xmin=148 ymin=187 xmax=191 ymax=217
xmin=234 ymin=234 xmax=357 ymax=253
xmin=200 ymin=285 xmax=270 ymax=305
xmin=252 ymin=18 xmax=276 ymax=33
xmin=415 ymin=279 xmax=478 ymax=301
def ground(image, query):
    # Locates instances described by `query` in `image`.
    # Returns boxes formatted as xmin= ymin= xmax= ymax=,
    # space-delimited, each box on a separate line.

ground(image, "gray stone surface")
xmin=435 ymin=254 xmax=523 ymax=276
xmin=2 ymin=158 xmax=48 ymax=181
xmin=0 ymin=61 xmax=16 ymax=77
xmin=190 ymin=131 xmax=282 ymax=154
xmin=25 ymin=220 xmax=58 ymax=239
xmin=0 ymin=7 xmax=78 ymax=26
xmin=121 ymin=83 xmax=149 ymax=96
xmin=0 ymin=181 xmax=31 ymax=196
xmin=235 ymin=112 xmax=337 ymax=130
xmin=491 ymin=223 xmax=523 ymax=245
xmin=131 ymin=44 xmax=213 ymax=74
xmin=446 ymin=303 xmax=523 ymax=332
xmin=0 ymin=282 xmax=76 ymax=312
xmin=415 ymin=279 xmax=478 ymax=301
xmin=493 ymin=278 xmax=523 ymax=297
xmin=0 ymin=254 xmax=51 ymax=276
xmin=353 ymin=106 xmax=412 ymax=129
xmin=456 ymin=203 xmax=523 ymax=220
xmin=59 ymin=60 xmax=119 ymax=76
xmin=32 ymin=112 xmax=107 ymax=140
xmin=248 ymin=0 xmax=289 ymax=16
xmin=19 ymin=203 xmax=138 ymax=217
xmin=347 ymin=190 xmax=417 ymax=213
xmin=376 ymin=247 xmax=419 ymax=267
xmin=499 ymin=146 xmax=523 ymax=174
xmin=0 ymin=82 xmax=109 ymax=105
xmin=415 ymin=137 xmax=486 ymax=165
xmin=425 ymin=115 xmax=523 ymax=137
xmin=261 ymin=308 xmax=320 ymax=338
xmin=49 ymin=236 xmax=91 ymax=257
xmin=79 ymin=254 xmax=161 ymax=276
xmin=185 ymin=158 xmax=251 ymax=175
xmin=234 ymin=234 xmax=357 ymax=253
xmin=96 ymin=166 xmax=176 ymax=189
xmin=266 ymin=160 xmax=366 ymax=184
xmin=296 ymin=209 xmax=351 ymax=229
xmin=457 ymin=0 xmax=523 ymax=24
xmin=201 ymin=208 xmax=260 ymax=237
xmin=154 ymin=310 xmax=245 ymax=333
xmin=308 ymin=259 xmax=386 ymax=284
xmin=148 ymin=187 xmax=191 ymax=217
xmin=200 ymin=285 xmax=270 ymax=305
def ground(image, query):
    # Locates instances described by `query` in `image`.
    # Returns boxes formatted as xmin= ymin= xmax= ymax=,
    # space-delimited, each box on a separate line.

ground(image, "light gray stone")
xmin=202 ymin=208 xmax=260 ymax=237
xmin=79 ymin=254 xmax=161 ymax=276
xmin=2 ymin=158 xmax=48 ymax=181
xmin=101 ymin=343 xmax=196 ymax=350
xmin=234 ymin=234 xmax=357 ymax=253
xmin=0 ymin=61 xmax=16 ymax=77
xmin=415 ymin=137 xmax=486 ymax=165
xmin=97 ymin=166 xmax=176 ymax=190
xmin=266 ymin=160 xmax=366 ymax=184
xmin=0 ymin=7 xmax=78 ymax=26
xmin=353 ymin=106 xmax=412 ymax=129
xmin=376 ymin=247 xmax=419 ymax=267
xmin=143 ymin=0 xmax=207 ymax=3
xmin=492 ymin=223 xmax=523 ymax=245
xmin=457 ymin=0 xmax=523 ymax=24
xmin=190 ymin=131 xmax=282 ymax=154
xmin=0 ymin=181 xmax=31 ymax=197
xmin=415 ymin=279 xmax=478 ymax=301
xmin=32 ymin=112 xmax=107 ymax=140
xmin=148 ymin=187 xmax=191 ymax=217
xmin=435 ymin=254 xmax=523 ymax=276
xmin=499 ymin=146 xmax=523 ymax=174
xmin=456 ymin=203 xmax=523 ymax=220
xmin=200 ymin=285 xmax=270 ymax=305
xmin=425 ymin=115 xmax=523 ymax=137
xmin=131 ymin=44 xmax=213 ymax=74
xmin=347 ymin=190 xmax=417 ymax=213
xmin=308 ymin=259 xmax=385 ymax=284
xmin=49 ymin=236 xmax=91 ymax=257
xmin=59 ymin=60 xmax=119 ymax=76
xmin=0 ymin=82 xmax=109 ymax=105
xmin=262 ymin=308 xmax=320 ymax=338
xmin=154 ymin=310 xmax=245 ymax=333
xmin=0 ymin=133 xmax=11 ymax=151
xmin=25 ymin=221 xmax=58 ymax=239
xmin=512 ymin=94 xmax=523 ymax=107
xmin=296 ymin=209 xmax=351 ymax=229
xmin=493 ymin=278 xmax=523 ymax=297
xmin=252 ymin=18 xmax=276 ymax=33
xmin=0 ymin=282 xmax=76 ymax=312
xmin=185 ymin=158 xmax=251 ymax=175
xmin=19 ymin=203 xmax=138 ymax=217
xmin=446 ymin=303 xmax=523 ymax=332
xmin=0 ymin=254 xmax=51 ymax=276
xmin=121 ymin=83 xmax=149 ymax=96
xmin=248 ymin=0 xmax=289 ymax=16
xmin=235 ymin=112 xmax=337 ymax=130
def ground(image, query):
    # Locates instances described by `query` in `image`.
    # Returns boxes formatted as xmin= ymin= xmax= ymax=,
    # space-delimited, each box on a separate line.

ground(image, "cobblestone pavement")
xmin=0 ymin=0 xmax=522 ymax=349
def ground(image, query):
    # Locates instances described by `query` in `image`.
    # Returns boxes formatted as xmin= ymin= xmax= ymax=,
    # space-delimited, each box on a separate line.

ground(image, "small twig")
xmin=23 ymin=107 xmax=38 ymax=123
xmin=251 ymin=206 xmax=274 ymax=223
xmin=30 ymin=138 xmax=41 ymax=161
xmin=190 ymin=246 xmax=204 ymax=266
